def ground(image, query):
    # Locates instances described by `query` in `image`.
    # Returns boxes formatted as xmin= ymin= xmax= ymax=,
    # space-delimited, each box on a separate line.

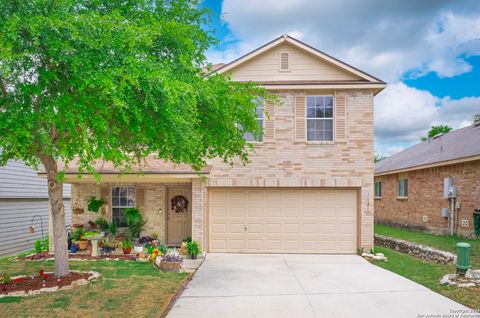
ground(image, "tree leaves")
xmin=0 ymin=0 xmax=273 ymax=174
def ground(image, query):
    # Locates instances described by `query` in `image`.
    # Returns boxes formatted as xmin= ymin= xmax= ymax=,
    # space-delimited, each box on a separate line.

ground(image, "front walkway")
xmin=168 ymin=253 xmax=471 ymax=318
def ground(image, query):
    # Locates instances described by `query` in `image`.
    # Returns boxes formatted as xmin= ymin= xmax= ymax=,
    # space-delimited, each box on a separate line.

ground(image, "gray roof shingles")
xmin=375 ymin=123 xmax=480 ymax=175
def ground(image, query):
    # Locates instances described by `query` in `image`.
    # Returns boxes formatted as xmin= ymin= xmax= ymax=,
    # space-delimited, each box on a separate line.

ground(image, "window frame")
xmin=111 ymin=186 xmax=136 ymax=227
xmin=306 ymin=95 xmax=335 ymax=142
xmin=242 ymin=98 xmax=265 ymax=143
xmin=397 ymin=179 xmax=408 ymax=199
xmin=374 ymin=181 xmax=382 ymax=199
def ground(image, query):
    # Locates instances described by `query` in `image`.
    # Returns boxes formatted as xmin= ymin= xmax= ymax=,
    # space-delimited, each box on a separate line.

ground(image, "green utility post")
xmin=456 ymin=242 xmax=471 ymax=275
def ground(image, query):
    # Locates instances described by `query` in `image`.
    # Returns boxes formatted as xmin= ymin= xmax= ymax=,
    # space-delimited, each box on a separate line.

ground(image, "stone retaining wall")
xmin=374 ymin=234 xmax=456 ymax=265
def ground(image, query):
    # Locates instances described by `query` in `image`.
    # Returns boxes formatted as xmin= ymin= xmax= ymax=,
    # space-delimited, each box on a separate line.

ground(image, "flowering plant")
xmin=39 ymin=269 xmax=48 ymax=281
xmin=150 ymin=248 xmax=160 ymax=261
xmin=139 ymin=236 xmax=154 ymax=244
xmin=14 ymin=277 xmax=24 ymax=284
xmin=162 ymin=253 xmax=182 ymax=263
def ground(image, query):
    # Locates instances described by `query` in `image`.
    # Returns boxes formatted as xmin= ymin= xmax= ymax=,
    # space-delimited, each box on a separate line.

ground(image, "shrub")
xmin=124 ymin=208 xmax=147 ymax=239
xmin=34 ymin=239 xmax=43 ymax=253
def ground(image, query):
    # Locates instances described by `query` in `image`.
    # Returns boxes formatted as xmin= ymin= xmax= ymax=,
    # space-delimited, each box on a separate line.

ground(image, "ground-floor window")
xmin=111 ymin=186 xmax=135 ymax=226
xmin=397 ymin=179 xmax=408 ymax=198
xmin=375 ymin=181 xmax=382 ymax=198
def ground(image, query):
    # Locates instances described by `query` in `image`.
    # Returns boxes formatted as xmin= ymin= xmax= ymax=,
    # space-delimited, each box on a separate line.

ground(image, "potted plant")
xmin=125 ymin=208 xmax=147 ymax=251
xmin=122 ymin=239 xmax=133 ymax=254
xmin=125 ymin=208 xmax=147 ymax=238
xmin=159 ymin=253 xmax=183 ymax=272
xmin=72 ymin=228 xmax=88 ymax=250
xmin=100 ymin=238 xmax=114 ymax=255
xmin=186 ymin=241 xmax=200 ymax=259
xmin=179 ymin=236 xmax=191 ymax=255
xmin=95 ymin=218 xmax=109 ymax=236
xmin=87 ymin=196 xmax=106 ymax=213
xmin=70 ymin=241 xmax=78 ymax=253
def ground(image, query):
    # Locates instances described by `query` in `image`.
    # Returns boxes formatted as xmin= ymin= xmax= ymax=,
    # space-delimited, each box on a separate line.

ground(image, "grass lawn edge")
xmin=161 ymin=272 xmax=194 ymax=318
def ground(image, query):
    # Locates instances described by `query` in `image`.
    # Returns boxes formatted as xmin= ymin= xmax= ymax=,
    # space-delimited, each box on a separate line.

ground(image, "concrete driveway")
xmin=168 ymin=254 xmax=471 ymax=318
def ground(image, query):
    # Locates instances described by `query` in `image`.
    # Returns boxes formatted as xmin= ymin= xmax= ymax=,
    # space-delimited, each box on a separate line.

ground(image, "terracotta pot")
xmin=77 ymin=240 xmax=89 ymax=250
xmin=123 ymin=248 xmax=132 ymax=255
xmin=159 ymin=261 xmax=181 ymax=272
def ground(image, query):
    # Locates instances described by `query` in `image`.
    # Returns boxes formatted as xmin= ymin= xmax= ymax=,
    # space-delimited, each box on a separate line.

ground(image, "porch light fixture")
xmin=157 ymin=208 xmax=163 ymax=215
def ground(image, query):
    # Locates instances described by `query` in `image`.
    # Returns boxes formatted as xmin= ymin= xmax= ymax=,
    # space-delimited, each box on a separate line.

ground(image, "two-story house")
xmin=45 ymin=35 xmax=385 ymax=254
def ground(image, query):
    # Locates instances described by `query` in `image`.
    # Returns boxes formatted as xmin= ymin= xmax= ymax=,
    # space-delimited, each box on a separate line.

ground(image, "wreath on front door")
xmin=171 ymin=195 xmax=189 ymax=213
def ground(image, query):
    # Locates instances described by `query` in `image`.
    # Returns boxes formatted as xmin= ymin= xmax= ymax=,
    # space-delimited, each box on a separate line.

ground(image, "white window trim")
xmin=111 ymin=186 xmax=136 ymax=226
xmin=305 ymin=95 xmax=335 ymax=142
xmin=375 ymin=181 xmax=382 ymax=199
xmin=278 ymin=51 xmax=291 ymax=72
xmin=397 ymin=179 xmax=408 ymax=199
xmin=244 ymin=100 xmax=265 ymax=144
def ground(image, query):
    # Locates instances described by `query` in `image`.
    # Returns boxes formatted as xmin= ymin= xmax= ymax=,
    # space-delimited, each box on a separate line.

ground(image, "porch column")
xmin=191 ymin=179 xmax=206 ymax=252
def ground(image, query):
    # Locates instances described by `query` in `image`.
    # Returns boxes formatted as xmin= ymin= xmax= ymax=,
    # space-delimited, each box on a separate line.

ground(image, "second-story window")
xmin=307 ymin=96 xmax=334 ymax=141
xmin=243 ymin=99 xmax=264 ymax=142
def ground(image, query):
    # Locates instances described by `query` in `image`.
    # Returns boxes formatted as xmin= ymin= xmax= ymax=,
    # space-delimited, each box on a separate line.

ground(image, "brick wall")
xmin=206 ymin=89 xmax=376 ymax=250
xmin=374 ymin=160 xmax=480 ymax=236
xmin=65 ymin=88 xmax=376 ymax=252
xmin=69 ymin=183 xmax=168 ymax=243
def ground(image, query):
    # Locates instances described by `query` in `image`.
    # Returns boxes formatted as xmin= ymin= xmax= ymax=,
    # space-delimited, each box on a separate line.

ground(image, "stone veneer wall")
xmin=375 ymin=234 xmax=456 ymax=264
xmin=204 ymin=89 xmax=376 ymax=251
xmin=374 ymin=160 xmax=480 ymax=236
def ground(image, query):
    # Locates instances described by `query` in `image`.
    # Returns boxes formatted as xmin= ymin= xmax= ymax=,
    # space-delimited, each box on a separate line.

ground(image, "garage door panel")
xmin=284 ymin=223 xmax=300 ymax=233
xmin=266 ymin=223 xmax=282 ymax=233
xmin=247 ymin=223 xmax=263 ymax=233
xmin=209 ymin=188 xmax=357 ymax=254
xmin=230 ymin=223 xmax=245 ymax=233
xmin=211 ymin=223 xmax=227 ymax=234
xmin=229 ymin=239 xmax=245 ymax=250
xmin=211 ymin=206 xmax=227 ymax=217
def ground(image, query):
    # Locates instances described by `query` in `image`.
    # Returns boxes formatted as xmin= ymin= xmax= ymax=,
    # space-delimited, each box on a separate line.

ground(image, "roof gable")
xmin=211 ymin=35 xmax=384 ymax=84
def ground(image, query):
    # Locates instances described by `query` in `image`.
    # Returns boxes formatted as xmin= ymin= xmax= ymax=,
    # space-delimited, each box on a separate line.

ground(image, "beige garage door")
xmin=208 ymin=188 xmax=357 ymax=254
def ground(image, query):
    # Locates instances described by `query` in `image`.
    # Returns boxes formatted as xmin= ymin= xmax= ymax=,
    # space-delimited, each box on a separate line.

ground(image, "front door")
xmin=167 ymin=186 xmax=192 ymax=245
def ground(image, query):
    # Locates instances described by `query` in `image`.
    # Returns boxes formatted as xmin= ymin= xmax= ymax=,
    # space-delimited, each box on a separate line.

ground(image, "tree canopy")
xmin=0 ymin=0 xmax=272 ymax=276
xmin=421 ymin=125 xmax=452 ymax=141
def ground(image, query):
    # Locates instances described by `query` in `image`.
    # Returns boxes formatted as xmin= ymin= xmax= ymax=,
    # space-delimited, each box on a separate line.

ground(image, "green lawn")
xmin=375 ymin=224 xmax=480 ymax=267
xmin=370 ymin=247 xmax=480 ymax=310
xmin=0 ymin=257 xmax=189 ymax=318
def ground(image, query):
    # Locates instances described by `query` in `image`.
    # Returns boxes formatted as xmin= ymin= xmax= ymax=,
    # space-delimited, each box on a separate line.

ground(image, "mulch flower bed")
xmin=1 ymin=269 xmax=100 ymax=297
xmin=15 ymin=252 xmax=135 ymax=262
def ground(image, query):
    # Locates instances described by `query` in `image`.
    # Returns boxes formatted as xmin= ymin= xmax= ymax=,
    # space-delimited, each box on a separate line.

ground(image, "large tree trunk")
xmin=41 ymin=155 xmax=69 ymax=277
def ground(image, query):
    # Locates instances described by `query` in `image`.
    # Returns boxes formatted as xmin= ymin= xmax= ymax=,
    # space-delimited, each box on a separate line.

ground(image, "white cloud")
xmin=207 ymin=0 xmax=480 ymax=157
xmin=374 ymin=83 xmax=480 ymax=155
xmin=209 ymin=0 xmax=480 ymax=83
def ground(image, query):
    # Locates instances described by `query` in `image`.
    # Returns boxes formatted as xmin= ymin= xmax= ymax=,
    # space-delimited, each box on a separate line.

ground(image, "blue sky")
xmin=199 ymin=0 xmax=480 ymax=156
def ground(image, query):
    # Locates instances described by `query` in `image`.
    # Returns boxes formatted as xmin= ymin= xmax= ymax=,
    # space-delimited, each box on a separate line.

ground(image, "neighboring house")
xmin=374 ymin=122 xmax=480 ymax=236
xmin=41 ymin=35 xmax=385 ymax=254
xmin=0 ymin=160 xmax=71 ymax=257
